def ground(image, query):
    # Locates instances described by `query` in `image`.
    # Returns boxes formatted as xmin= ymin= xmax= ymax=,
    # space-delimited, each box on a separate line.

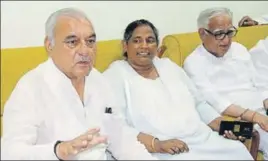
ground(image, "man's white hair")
xmin=197 ymin=7 xmax=233 ymax=29
xmin=45 ymin=7 xmax=91 ymax=46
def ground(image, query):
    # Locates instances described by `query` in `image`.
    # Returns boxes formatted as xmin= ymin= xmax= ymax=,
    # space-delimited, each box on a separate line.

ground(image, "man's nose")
xmin=78 ymin=52 xmax=89 ymax=56
xmin=222 ymin=34 xmax=231 ymax=44
xmin=78 ymin=41 xmax=90 ymax=53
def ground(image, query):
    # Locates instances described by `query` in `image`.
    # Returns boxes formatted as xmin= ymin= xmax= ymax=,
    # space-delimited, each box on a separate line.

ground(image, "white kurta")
xmin=103 ymin=57 xmax=253 ymax=160
xmin=183 ymin=42 xmax=268 ymax=159
xmin=1 ymin=58 xmax=154 ymax=160
xmin=250 ymin=37 xmax=268 ymax=98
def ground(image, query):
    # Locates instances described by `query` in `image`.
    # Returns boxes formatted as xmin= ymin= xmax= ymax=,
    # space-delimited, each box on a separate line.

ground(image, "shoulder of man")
xmin=183 ymin=44 xmax=207 ymax=68
xmin=4 ymin=60 xmax=48 ymax=110
xmin=231 ymin=41 xmax=248 ymax=50
xmin=12 ymin=60 xmax=48 ymax=91
xmin=250 ymin=38 xmax=268 ymax=53
xmin=230 ymin=41 xmax=251 ymax=60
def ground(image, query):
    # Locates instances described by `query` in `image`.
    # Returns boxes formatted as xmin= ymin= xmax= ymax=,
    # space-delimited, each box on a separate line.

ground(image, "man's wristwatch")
xmin=54 ymin=140 xmax=63 ymax=161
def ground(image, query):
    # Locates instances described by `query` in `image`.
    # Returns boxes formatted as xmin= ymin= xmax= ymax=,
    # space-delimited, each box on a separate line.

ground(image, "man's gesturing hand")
xmin=56 ymin=127 xmax=107 ymax=160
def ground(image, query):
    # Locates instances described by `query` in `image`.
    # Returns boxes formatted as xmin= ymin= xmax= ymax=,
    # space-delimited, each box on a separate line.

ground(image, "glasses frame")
xmin=204 ymin=27 xmax=238 ymax=40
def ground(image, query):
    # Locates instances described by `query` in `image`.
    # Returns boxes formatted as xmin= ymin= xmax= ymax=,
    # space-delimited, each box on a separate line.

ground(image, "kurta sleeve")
xmin=249 ymin=40 xmax=268 ymax=100
xmin=183 ymin=57 xmax=233 ymax=114
xmin=168 ymin=59 xmax=221 ymax=124
xmin=102 ymin=65 xmax=158 ymax=160
xmin=248 ymin=55 xmax=268 ymax=101
xmin=181 ymin=73 xmax=221 ymax=124
xmin=1 ymin=77 xmax=59 ymax=160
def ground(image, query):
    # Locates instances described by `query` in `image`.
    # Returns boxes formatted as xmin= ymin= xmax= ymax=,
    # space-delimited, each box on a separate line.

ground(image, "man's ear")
xmin=198 ymin=28 xmax=205 ymax=40
xmin=44 ymin=36 xmax=53 ymax=55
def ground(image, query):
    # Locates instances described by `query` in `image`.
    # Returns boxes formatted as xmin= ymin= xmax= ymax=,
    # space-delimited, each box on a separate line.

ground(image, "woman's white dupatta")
xmin=123 ymin=57 xmax=207 ymax=143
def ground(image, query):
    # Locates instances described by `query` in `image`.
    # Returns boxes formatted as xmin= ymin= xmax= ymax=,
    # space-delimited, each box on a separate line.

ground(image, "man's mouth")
xmin=77 ymin=60 xmax=91 ymax=66
xmin=219 ymin=45 xmax=229 ymax=48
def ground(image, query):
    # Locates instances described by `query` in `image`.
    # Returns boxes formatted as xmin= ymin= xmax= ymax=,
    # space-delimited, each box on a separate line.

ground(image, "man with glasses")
xmin=183 ymin=7 xmax=268 ymax=159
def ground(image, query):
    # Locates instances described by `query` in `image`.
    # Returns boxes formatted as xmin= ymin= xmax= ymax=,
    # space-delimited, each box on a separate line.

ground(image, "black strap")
xmin=54 ymin=140 xmax=64 ymax=161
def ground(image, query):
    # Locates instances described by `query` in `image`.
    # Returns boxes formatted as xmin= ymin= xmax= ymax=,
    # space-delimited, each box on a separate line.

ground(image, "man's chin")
xmin=215 ymin=49 xmax=229 ymax=57
xmin=220 ymin=46 xmax=230 ymax=54
xmin=215 ymin=52 xmax=226 ymax=57
xmin=75 ymin=68 xmax=91 ymax=77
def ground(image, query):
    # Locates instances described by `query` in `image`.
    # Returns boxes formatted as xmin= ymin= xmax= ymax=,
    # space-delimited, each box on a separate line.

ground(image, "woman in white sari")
xmin=103 ymin=19 xmax=253 ymax=160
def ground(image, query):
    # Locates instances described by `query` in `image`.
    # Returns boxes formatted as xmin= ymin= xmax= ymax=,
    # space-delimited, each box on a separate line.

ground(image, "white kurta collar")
xmin=200 ymin=43 xmax=233 ymax=63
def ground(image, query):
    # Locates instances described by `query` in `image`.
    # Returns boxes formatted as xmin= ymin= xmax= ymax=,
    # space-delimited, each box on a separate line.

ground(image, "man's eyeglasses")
xmin=204 ymin=27 xmax=238 ymax=40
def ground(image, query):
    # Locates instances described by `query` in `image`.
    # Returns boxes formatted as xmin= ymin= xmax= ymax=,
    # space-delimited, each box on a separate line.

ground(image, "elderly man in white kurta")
xmin=1 ymin=8 xmax=156 ymax=160
xmin=250 ymin=37 xmax=268 ymax=101
xmin=103 ymin=19 xmax=253 ymax=160
xmin=183 ymin=7 xmax=268 ymax=159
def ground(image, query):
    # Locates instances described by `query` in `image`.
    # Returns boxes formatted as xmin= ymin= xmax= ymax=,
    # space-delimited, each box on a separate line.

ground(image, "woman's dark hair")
xmin=123 ymin=19 xmax=159 ymax=58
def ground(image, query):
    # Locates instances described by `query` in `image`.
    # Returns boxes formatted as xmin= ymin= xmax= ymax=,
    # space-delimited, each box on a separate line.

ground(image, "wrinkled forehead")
xmin=208 ymin=14 xmax=233 ymax=32
xmin=54 ymin=16 xmax=95 ymax=39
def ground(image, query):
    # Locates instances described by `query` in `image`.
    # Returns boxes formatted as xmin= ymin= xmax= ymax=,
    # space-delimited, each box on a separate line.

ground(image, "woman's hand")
xmin=154 ymin=139 xmax=189 ymax=155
